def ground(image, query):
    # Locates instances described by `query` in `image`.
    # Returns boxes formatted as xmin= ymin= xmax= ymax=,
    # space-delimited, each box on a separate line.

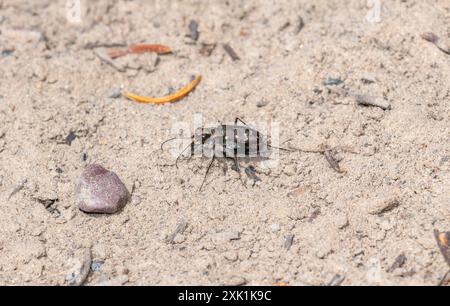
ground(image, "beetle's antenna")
xmin=160 ymin=137 xmax=178 ymax=151
xmin=267 ymin=144 xmax=321 ymax=154
xmin=175 ymin=141 xmax=195 ymax=169
xmin=161 ymin=137 xmax=193 ymax=152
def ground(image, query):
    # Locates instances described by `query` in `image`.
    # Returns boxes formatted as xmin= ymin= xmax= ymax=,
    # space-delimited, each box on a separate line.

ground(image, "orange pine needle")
xmin=107 ymin=44 xmax=172 ymax=59
xmin=108 ymin=49 xmax=130 ymax=59
xmin=129 ymin=44 xmax=172 ymax=55
xmin=123 ymin=75 xmax=202 ymax=104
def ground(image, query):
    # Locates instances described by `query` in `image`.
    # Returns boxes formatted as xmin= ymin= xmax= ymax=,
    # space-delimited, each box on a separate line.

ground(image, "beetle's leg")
xmin=230 ymin=157 xmax=240 ymax=172
xmin=235 ymin=117 xmax=249 ymax=126
xmin=199 ymin=155 xmax=216 ymax=192
xmin=230 ymin=156 xmax=247 ymax=189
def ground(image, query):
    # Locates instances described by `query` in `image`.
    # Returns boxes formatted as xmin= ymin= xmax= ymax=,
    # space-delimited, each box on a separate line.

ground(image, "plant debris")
xmin=361 ymin=76 xmax=376 ymax=84
xmin=66 ymin=249 xmax=92 ymax=286
xmin=8 ymin=179 xmax=27 ymax=201
xmin=434 ymin=230 xmax=450 ymax=267
xmin=421 ymin=32 xmax=450 ymax=55
xmin=279 ymin=21 xmax=291 ymax=32
xmin=108 ymin=44 xmax=172 ymax=59
xmin=256 ymin=99 xmax=270 ymax=108
xmin=166 ymin=219 xmax=188 ymax=244
xmin=245 ymin=165 xmax=261 ymax=184
xmin=387 ymin=253 xmax=407 ymax=273
xmin=308 ymin=208 xmax=321 ymax=222
xmin=324 ymin=77 xmax=344 ymax=86
xmin=93 ymin=48 xmax=125 ymax=72
xmin=323 ymin=150 xmax=345 ymax=173
xmin=295 ymin=16 xmax=305 ymax=34
xmin=328 ymin=87 xmax=391 ymax=110
xmin=223 ymin=43 xmax=240 ymax=61
xmin=65 ymin=132 xmax=77 ymax=146
xmin=327 ymin=274 xmax=345 ymax=286
xmin=298 ymin=145 xmax=348 ymax=174
xmin=439 ymin=270 xmax=450 ymax=286
xmin=200 ymin=43 xmax=216 ymax=57
xmin=284 ymin=234 xmax=295 ymax=250
xmin=124 ymin=75 xmax=202 ymax=104
xmin=36 ymin=197 xmax=60 ymax=216
xmin=421 ymin=32 xmax=439 ymax=44
xmin=188 ymin=20 xmax=200 ymax=41
xmin=81 ymin=152 xmax=88 ymax=162
xmin=1 ymin=48 xmax=15 ymax=57
xmin=84 ymin=42 xmax=126 ymax=50
xmin=366 ymin=194 xmax=401 ymax=216
xmin=354 ymin=94 xmax=391 ymax=110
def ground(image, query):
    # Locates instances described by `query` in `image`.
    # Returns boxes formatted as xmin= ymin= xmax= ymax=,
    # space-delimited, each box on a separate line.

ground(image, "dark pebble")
xmin=324 ymin=77 xmax=343 ymax=86
xmin=90 ymin=260 xmax=105 ymax=272
xmin=65 ymin=132 xmax=77 ymax=146
xmin=81 ymin=152 xmax=88 ymax=162
xmin=256 ymin=99 xmax=270 ymax=108
xmin=188 ymin=20 xmax=200 ymax=41
xmin=108 ymin=88 xmax=122 ymax=99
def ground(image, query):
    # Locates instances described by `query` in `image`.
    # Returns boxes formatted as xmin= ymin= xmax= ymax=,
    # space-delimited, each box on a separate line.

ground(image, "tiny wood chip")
xmin=434 ymin=230 xmax=450 ymax=267
xmin=324 ymin=150 xmax=345 ymax=173
xmin=223 ymin=43 xmax=240 ymax=61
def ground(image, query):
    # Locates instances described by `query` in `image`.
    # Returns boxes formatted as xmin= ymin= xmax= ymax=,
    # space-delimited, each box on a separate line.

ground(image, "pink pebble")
xmin=76 ymin=164 xmax=129 ymax=214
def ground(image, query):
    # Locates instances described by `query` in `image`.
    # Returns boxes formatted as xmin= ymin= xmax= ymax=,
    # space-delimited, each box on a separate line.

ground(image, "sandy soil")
xmin=0 ymin=0 xmax=449 ymax=286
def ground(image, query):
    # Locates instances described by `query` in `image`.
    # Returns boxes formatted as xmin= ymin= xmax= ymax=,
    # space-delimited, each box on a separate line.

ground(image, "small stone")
xmin=361 ymin=76 xmax=376 ymax=84
xmin=225 ymin=276 xmax=247 ymax=286
xmin=108 ymin=88 xmax=122 ymax=99
xmin=355 ymin=94 xmax=391 ymax=110
xmin=131 ymin=194 xmax=142 ymax=206
xmin=76 ymin=164 xmax=130 ymax=214
xmin=1 ymin=49 xmax=14 ymax=57
xmin=66 ymin=249 xmax=92 ymax=286
xmin=270 ymin=223 xmax=280 ymax=232
xmin=365 ymin=190 xmax=401 ymax=216
xmin=257 ymin=99 xmax=270 ymax=108
xmin=188 ymin=20 xmax=200 ymax=41
xmin=324 ymin=77 xmax=343 ymax=86
xmin=65 ymin=132 xmax=77 ymax=146
xmin=327 ymin=274 xmax=345 ymax=286
xmin=90 ymin=259 xmax=105 ymax=273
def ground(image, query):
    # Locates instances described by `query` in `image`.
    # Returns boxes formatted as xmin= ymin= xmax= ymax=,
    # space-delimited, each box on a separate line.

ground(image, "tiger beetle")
xmin=162 ymin=118 xmax=280 ymax=191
